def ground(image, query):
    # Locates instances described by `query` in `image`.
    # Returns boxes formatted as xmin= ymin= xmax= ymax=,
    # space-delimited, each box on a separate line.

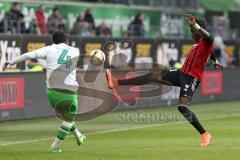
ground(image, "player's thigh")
xmin=55 ymin=98 xmax=78 ymax=121
xmin=47 ymin=89 xmax=78 ymax=121
xmin=179 ymin=73 xmax=200 ymax=102
xmin=56 ymin=98 xmax=78 ymax=121
xmin=161 ymin=70 xmax=181 ymax=87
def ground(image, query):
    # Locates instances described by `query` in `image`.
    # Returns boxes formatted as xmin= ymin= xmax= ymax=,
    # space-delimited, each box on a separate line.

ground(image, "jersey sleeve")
xmin=31 ymin=46 xmax=50 ymax=59
xmin=10 ymin=46 xmax=50 ymax=65
xmin=203 ymin=35 xmax=214 ymax=44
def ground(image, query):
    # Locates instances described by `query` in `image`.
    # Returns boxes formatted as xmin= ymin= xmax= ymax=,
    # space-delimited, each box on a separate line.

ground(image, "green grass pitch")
xmin=1 ymin=101 xmax=240 ymax=160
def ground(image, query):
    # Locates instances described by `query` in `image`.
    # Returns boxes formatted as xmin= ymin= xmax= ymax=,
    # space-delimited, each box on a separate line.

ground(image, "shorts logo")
xmin=191 ymin=79 xmax=198 ymax=92
xmin=184 ymin=84 xmax=189 ymax=92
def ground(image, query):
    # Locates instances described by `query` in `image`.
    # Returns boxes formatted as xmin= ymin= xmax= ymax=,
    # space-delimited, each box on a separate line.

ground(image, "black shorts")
xmin=161 ymin=70 xmax=200 ymax=101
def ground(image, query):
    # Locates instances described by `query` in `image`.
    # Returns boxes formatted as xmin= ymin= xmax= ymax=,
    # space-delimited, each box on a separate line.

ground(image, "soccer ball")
xmin=89 ymin=49 xmax=106 ymax=66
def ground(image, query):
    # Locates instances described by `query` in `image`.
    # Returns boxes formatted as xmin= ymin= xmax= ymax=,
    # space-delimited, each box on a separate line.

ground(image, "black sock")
xmin=178 ymin=105 xmax=206 ymax=134
xmin=118 ymin=72 xmax=152 ymax=85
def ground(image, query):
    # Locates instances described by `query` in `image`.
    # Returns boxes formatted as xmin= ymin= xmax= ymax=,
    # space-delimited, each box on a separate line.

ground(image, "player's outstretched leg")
xmin=105 ymin=69 xmax=119 ymax=89
xmin=49 ymin=121 xmax=74 ymax=153
xmin=70 ymin=121 xmax=86 ymax=146
xmin=178 ymin=97 xmax=212 ymax=147
xmin=105 ymin=69 xmax=152 ymax=89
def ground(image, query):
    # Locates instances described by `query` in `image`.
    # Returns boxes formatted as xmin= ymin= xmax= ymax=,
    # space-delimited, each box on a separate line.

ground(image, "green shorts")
xmin=46 ymin=88 xmax=78 ymax=121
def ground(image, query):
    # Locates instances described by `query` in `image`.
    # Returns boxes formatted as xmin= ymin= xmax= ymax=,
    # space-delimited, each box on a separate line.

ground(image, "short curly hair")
xmin=52 ymin=31 xmax=69 ymax=44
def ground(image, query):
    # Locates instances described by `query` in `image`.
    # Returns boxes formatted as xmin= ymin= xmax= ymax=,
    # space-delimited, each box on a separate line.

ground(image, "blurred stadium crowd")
xmin=1 ymin=1 xmax=240 ymax=40
xmin=0 ymin=2 xmax=144 ymax=37
xmin=0 ymin=0 xmax=239 ymax=71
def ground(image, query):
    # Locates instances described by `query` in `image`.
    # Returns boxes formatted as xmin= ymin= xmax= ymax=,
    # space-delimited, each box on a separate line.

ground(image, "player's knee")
xmin=178 ymin=96 xmax=191 ymax=105
xmin=144 ymin=71 xmax=152 ymax=83
xmin=146 ymin=71 xmax=152 ymax=77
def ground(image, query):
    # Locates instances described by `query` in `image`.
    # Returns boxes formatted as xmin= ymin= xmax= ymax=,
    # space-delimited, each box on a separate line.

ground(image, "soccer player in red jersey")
xmin=105 ymin=14 xmax=223 ymax=147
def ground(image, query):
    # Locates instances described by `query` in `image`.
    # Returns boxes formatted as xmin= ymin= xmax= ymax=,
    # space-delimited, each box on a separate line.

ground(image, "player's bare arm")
xmin=186 ymin=14 xmax=212 ymax=42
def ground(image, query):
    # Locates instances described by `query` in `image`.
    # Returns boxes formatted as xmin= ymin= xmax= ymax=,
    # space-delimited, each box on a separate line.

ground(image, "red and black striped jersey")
xmin=180 ymin=38 xmax=214 ymax=80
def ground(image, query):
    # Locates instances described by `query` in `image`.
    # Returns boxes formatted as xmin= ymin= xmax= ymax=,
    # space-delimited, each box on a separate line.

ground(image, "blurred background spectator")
xmin=71 ymin=12 xmax=93 ymax=36
xmin=95 ymin=21 xmax=112 ymax=37
xmin=8 ymin=2 xmax=24 ymax=20
xmin=27 ymin=59 xmax=44 ymax=72
xmin=28 ymin=18 xmax=41 ymax=35
xmin=0 ymin=13 xmax=12 ymax=33
xmin=47 ymin=7 xmax=61 ymax=34
xmin=7 ymin=2 xmax=26 ymax=33
xmin=84 ymin=8 xmax=95 ymax=30
xmin=127 ymin=13 xmax=145 ymax=37
xmin=35 ymin=4 xmax=47 ymax=34
xmin=214 ymin=36 xmax=229 ymax=68
xmin=169 ymin=59 xmax=182 ymax=70
xmin=58 ymin=17 xmax=68 ymax=33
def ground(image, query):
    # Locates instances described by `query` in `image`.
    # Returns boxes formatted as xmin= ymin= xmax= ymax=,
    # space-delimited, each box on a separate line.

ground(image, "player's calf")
xmin=177 ymin=104 xmax=212 ymax=147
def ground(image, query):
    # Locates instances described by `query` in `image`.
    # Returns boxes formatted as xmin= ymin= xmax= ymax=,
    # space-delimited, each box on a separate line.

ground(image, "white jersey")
xmin=10 ymin=43 xmax=80 ymax=92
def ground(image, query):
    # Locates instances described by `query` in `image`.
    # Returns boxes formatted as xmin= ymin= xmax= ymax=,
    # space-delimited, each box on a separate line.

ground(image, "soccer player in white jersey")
xmin=4 ymin=31 xmax=86 ymax=153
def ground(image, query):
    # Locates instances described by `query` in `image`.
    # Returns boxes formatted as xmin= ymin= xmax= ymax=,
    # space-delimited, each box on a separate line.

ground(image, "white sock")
xmin=72 ymin=128 xmax=82 ymax=138
xmin=51 ymin=137 xmax=62 ymax=148
xmin=51 ymin=121 xmax=73 ymax=148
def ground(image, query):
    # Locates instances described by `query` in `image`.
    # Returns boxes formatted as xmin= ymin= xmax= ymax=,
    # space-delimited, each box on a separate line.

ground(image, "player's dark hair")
xmin=196 ymin=18 xmax=207 ymax=29
xmin=52 ymin=31 xmax=69 ymax=44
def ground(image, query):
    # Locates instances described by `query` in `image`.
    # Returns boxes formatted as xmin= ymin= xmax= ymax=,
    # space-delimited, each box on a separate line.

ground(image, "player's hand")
xmin=186 ymin=14 xmax=196 ymax=26
xmin=3 ymin=61 xmax=11 ymax=70
xmin=213 ymin=63 xmax=223 ymax=71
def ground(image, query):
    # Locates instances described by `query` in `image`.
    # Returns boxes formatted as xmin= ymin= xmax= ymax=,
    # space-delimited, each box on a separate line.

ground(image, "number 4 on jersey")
xmin=58 ymin=50 xmax=72 ymax=69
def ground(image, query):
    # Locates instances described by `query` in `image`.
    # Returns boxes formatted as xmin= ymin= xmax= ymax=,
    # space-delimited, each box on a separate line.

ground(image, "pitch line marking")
xmin=0 ymin=113 xmax=239 ymax=146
